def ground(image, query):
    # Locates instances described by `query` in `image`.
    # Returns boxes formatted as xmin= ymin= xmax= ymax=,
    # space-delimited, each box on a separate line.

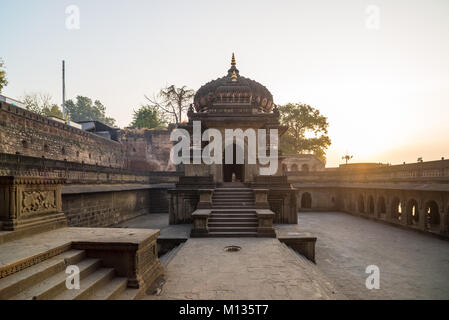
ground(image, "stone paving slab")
xmin=147 ymin=238 xmax=344 ymax=300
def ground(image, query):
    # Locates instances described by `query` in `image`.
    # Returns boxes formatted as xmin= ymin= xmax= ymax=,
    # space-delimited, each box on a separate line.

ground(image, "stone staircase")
xmin=208 ymin=184 xmax=259 ymax=237
xmin=0 ymin=248 xmax=140 ymax=300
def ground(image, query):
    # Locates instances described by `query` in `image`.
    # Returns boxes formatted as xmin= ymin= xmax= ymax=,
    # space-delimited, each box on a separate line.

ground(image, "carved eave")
xmin=0 ymin=176 xmax=66 ymax=186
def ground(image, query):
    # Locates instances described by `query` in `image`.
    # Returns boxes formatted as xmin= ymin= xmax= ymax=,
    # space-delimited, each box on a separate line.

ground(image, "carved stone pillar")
xmin=0 ymin=176 xmax=67 ymax=233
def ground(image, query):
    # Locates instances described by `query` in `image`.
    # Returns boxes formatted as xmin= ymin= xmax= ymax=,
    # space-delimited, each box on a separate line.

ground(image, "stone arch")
xmin=424 ymin=200 xmax=440 ymax=232
xmin=223 ymin=143 xmax=245 ymax=182
xmin=377 ymin=196 xmax=386 ymax=217
xmin=391 ymin=197 xmax=402 ymax=222
xmin=301 ymin=164 xmax=309 ymax=173
xmin=357 ymin=194 xmax=365 ymax=213
xmin=406 ymin=199 xmax=419 ymax=226
xmin=368 ymin=195 xmax=375 ymax=215
xmin=301 ymin=192 xmax=312 ymax=209
xmin=291 ymin=164 xmax=298 ymax=172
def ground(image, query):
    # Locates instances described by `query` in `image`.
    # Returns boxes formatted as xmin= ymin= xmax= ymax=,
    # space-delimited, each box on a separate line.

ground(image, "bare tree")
xmin=145 ymin=85 xmax=195 ymax=124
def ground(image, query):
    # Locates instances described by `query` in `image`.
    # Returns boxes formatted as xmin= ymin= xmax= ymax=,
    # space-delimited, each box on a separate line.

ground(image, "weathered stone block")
xmin=0 ymin=176 xmax=67 ymax=234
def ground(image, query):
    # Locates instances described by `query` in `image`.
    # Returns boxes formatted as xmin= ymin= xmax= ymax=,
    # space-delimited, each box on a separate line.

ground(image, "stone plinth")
xmin=254 ymin=189 xmax=270 ymax=209
xmin=71 ymin=228 xmax=162 ymax=291
xmin=190 ymin=209 xmax=211 ymax=237
xmin=256 ymin=209 xmax=276 ymax=238
xmin=0 ymin=176 xmax=67 ymax=235
xmin=197 ymin=189 xmax=214 ymax=209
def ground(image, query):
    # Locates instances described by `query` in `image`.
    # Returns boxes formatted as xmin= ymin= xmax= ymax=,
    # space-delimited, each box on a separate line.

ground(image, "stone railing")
xmin=287 ymin=159 xmax=449 ymax=185
xmin=0 ymin=153 xmax=181 ymax=185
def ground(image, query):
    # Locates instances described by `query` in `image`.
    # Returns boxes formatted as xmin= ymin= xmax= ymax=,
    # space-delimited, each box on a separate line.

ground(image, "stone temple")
xmin=0 ymin=55 xmax=448 ymax=300
xmin=171 ymin=54 xmax=298 ymax=237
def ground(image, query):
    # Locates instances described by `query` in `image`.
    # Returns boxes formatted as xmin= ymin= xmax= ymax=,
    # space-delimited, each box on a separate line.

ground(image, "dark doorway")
xmin=223 ymin=144 xmax=245 ymax=182
xmin=301 ymin=192 xmax=312 ymax=209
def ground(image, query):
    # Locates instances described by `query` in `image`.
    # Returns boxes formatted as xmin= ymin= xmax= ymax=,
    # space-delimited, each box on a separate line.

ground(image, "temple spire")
xmin=228 ymin=52 xmax=239 ymax=77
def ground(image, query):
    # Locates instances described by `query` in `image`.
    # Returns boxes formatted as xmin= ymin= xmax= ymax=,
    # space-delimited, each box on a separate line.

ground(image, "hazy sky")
xmin=1 ymin=0 xmax=448 ymax=167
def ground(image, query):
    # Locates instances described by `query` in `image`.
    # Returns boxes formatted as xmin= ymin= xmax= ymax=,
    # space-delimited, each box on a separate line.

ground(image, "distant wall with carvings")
xmin=0 ymin=153 xmax=180 ymax=229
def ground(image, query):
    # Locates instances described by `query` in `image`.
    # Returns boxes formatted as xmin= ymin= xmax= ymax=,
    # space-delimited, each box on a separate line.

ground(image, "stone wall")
xmin=63 ymin=189 xmax=151 ymax=227
xmin=0 ymin=101 xmax=126 ymax=168
xmin=0 ymin=154 xmax=179 ymax=229
xmin=120 ymin=128 xmax=175 ymax=172
xmin=290 ymin=159 xmax=449 ymax=238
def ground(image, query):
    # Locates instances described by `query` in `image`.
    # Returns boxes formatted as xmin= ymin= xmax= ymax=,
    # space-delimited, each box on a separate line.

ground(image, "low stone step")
xmin=208 ymin=227 xmax=258 ymax=233
xmin=210 ymin=214 xmax=257 ymax=219
xmin=208 ymin=222 xmax=258 ymax=228
xmin=207 ymin=232 xmax=258 ymax=238
xmin=11 ymin=258 xmax=101 ymax=300
xmin=113 ymin=288 xmax=141 ymax=300
xmin=52 ymin=267 xmax=115 ymax=300
xmin=0 ymin=249 xmax=85 ymax=300
xmin=213 ymin=202 xmax=255 ymax=206
xmin=214 ymin=191 xmax=253 ymax=194
xmin=208 ymin=217 xmax=258 ymax=223
xmin=87 ymin=277 xmax=128 ymax=300
xmin=215 ymin=188 xmax=252 ymax=190
xmin=212 ymin=196 xmax=254 ymax=200
xmin=212 ymin=206 xmax=256 ymax=209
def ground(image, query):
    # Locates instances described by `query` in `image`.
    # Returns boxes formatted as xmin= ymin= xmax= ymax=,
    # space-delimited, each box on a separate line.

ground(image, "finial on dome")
xmin=231 ymin=70 xmax=238 ymax=81
xmin=231 ymin=53 xmax=236 ymax=66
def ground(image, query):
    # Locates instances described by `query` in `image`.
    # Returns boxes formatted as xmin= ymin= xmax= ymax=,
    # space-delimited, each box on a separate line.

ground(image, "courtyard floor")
xmin=147 ymin=237 xmax=342 ymax=300
xmin=298 ymin=212 xmax=449 ymax=299
xmin=118 ymin=212 xmax=449 ymax=300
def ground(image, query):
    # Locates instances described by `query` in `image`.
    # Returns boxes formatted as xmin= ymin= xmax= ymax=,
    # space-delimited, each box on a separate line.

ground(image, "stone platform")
xmin=0 ymin=227 xmax=163 ymax=299
xmin=147 ymin=238 xmax=343 ymax=300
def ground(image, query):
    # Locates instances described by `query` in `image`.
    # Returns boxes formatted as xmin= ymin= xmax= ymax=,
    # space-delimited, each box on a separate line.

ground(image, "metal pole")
xmin=62 ymin=60 xmax=66 ymax=122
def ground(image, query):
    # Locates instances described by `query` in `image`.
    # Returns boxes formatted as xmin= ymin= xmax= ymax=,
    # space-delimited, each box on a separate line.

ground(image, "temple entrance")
xmin=223 ymin=144 xmax=245 ymax=182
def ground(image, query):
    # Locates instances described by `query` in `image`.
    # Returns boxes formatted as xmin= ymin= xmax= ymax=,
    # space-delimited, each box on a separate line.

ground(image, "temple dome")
xmin=194 ymin=54 xmax=274 ymax=113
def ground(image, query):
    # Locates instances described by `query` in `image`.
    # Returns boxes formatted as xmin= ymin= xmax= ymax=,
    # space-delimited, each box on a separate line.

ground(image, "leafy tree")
xmin=0 ymin=58 xmax=8 ymax=93
xmin=130 ymin=105 xmax=166 ymax=129
xmin=65 ymin=96 xmax=116 ymax=127
xmin=279 ymin=103 xmax=331 ymax=163
xmin=42 ymin=104 xmax=63 ymax=118
xmin=22 ymin=92 xmax=63 ymax=118
xmin=145 ymin=85 xmax=195 ymax=124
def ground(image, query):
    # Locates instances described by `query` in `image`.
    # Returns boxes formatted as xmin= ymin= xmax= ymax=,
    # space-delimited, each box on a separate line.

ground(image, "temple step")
xmin=210 ymin=214 xmax=257 ymax=219
xmin=53 ymin=267 xmax=116 ymax=300
xmin=1 ymin=249 xmax=139 ymax=300
xmin=206 ymin=187 xmax=259 ymax=237
xmin=10 ymin=258 xmax=102 ymax=300
xmin=0 ymin=249 xmax=85 ymax=299
xmin=207 ymin=232 xmax=258 ymax=238
xmin=212 ymin=202 xmax=255 ymax=206
xmin=208 ymin=222 xmax=258 ymax=228
xmin=87 ymin=277 xmax=128 ymax=300
xmin=209 ymin=217 xmax=258 ymax=223
xmin=212 ymin=195 xmax=254 ymax=199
